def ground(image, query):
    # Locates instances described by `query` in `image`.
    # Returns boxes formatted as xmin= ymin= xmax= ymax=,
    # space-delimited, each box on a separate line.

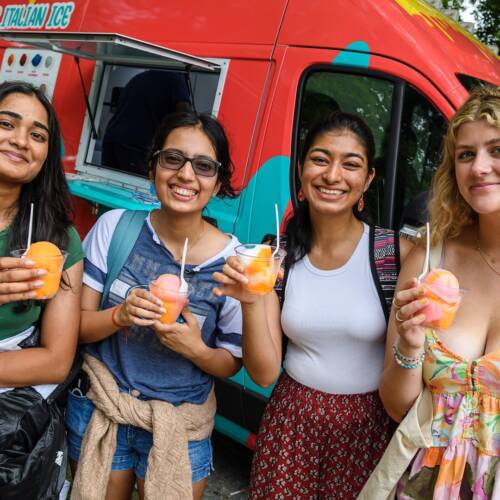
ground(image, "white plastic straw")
xmin=23 ymin=203 xmax=34 ymax=256
xmin=418 ymin=221 xmax=431 ymax=282
xmin=179 ymin=237 xmax=189 ymax=293
xmin=272 ymin=203 xmax=280 ymax=257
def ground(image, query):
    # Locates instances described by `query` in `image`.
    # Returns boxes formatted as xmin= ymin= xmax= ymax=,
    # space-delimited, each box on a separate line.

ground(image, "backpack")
xmin=0 ymin=326 xmax=82 ymax=500
xmin=0 ymin=387 xmax=67 ymax=500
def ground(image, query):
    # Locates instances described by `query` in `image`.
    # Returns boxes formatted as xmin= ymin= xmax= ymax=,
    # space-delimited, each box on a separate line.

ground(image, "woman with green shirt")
xmin=0 ymin=80 xmax=84 ymax=394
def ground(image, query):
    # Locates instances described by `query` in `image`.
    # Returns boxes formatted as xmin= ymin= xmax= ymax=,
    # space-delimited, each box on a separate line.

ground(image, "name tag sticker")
xmin=109 ymin=279 xmax=131 ymax=299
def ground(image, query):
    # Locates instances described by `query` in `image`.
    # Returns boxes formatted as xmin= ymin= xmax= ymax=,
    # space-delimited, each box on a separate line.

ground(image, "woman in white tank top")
xmin=214 ymin=111 xmax=413 ymax=498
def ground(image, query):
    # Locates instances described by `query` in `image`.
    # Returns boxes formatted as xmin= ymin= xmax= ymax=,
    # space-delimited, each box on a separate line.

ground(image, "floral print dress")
xmin=397 ymin=330 xmax=500 ymax=499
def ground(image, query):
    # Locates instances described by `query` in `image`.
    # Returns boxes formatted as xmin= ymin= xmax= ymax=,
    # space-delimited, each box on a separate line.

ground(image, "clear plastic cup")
xmin=235 ymin=244 xmax=286 ymax=295
xmin=11 ymin=249 xmax=67 ymax=300
xmin=149 ymin=281 xmax=190 ymax=324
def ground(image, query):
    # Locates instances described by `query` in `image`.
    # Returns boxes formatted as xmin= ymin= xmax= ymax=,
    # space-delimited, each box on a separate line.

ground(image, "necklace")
xmin=476 ymin=239 xmax=500 ymax=276
xmin=152 ymin=211 xmax=206 ymax=262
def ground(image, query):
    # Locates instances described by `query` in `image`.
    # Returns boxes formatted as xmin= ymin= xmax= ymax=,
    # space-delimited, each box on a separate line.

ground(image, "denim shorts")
xmin=65 ymin=389 xmax=213 ymax=483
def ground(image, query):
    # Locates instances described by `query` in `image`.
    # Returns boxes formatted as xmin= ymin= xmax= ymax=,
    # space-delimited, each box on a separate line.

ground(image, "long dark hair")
xmin=147 ymin=111 xmax=236 ymax=198
xmin=285 ymin=111 xmax=376 ymax=266
xmin=1 ymin=81 xmax=72 ymax=253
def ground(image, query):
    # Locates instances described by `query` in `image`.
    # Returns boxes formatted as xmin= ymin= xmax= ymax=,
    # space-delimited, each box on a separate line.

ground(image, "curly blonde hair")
xmin=429 ymin=86 xmax=500 ymax=246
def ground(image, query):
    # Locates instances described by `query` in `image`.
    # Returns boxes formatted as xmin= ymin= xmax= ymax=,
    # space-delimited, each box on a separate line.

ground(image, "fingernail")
xmin=213 ymin=289 xmax=221 ymax=296
xmin=27 ymin=291 xmax=37 ymax=298
xmin=420 ymin=299 xmax=428 ymax=306
xmin=159 ymin=308 xmax=166 ymax=313
xmin=36 ymin=269 xmax=47 ymax=276
xmin=417 ymin=314 xmax=426 ymax=321
xmin=242 ymin=277 xmax=249 ymax=284
xmin=33 ymin=280 xmax=44 ymax=287
xmin=25 ymin=259 xmax=35 ymax=265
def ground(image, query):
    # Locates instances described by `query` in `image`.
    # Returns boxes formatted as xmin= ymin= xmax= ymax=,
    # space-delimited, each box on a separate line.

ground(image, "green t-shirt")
xmin=0 ymin=225 xmax=84 ymax=341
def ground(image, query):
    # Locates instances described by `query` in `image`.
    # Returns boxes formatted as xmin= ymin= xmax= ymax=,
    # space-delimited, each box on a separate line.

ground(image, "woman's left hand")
xmin=153 ymin=305 xmax=206 ymax=360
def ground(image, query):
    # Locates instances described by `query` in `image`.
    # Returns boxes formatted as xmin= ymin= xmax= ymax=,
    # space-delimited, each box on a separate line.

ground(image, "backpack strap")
xmin=369 ymin=225 xmax=400 ymax=322
xmin=100 ymin=210 xmax=149 ymax=307
xmin=263 ymin=234 xmax=289 ymax=360
xmin=264 ymin=234 xmax=289 ymax=308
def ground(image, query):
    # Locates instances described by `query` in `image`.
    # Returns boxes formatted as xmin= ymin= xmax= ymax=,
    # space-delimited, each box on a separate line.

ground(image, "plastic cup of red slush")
xmin=235 ymin=244 xmax=286 ymax=295
xmin=11 ymin=247 xmax=67 ymax=300
xmin=149 ymin=279 xmax=190 ymax=325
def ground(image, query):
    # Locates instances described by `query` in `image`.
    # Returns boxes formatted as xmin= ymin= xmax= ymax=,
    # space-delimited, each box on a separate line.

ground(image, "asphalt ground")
xmin=204 ymin=431 xmax=253 ymax=499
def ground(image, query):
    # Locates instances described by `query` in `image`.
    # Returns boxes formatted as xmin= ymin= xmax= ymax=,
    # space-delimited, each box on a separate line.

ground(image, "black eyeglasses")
xmin=153 ymin=149 xmax=221 ymax=178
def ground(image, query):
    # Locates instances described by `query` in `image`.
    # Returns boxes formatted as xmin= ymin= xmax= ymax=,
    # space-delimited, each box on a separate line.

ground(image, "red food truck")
xmin=0 ymin=0 xmax=498 ymax=448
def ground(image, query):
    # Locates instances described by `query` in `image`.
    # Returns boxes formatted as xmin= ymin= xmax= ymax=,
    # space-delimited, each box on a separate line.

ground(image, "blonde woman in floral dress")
xmin=379 ymin=86 xmax=500 ymax=499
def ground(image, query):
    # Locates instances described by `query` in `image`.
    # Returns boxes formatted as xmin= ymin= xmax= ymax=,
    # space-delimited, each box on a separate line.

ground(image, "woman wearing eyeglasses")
xmin=66 ymin=112 xmax=243 ymax=500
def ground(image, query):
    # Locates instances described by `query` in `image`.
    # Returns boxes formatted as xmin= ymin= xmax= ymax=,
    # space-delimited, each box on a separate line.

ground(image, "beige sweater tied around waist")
xmin=70 ymin=353 xmax=216 ymax=500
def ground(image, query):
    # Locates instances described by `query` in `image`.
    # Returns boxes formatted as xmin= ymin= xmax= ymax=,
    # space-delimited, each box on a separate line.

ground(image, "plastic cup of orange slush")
xmin=235 ymin=244 xmax=286 ymax=295
xmin=12 ymin=242 xmax=67 ymax=300
xmin=149 ymin=274 xmax=190 ymax=324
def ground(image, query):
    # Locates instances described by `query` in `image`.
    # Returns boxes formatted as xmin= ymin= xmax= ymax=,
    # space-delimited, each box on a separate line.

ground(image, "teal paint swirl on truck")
xmin=205 ymin=155 xmax=291 ymax=244
xmin=332 ymin=40 xmax=370 ymax=67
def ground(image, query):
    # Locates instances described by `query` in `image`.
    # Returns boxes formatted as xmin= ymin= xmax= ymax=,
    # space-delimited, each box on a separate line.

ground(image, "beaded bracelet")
xmin=392 ymin=342 xmax=425 ymax=369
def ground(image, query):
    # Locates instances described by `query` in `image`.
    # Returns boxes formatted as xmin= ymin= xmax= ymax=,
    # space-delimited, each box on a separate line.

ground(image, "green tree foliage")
xmin=441 ymin=0 xmax=499 ymax=53
xmin=472 ymin=0 xmax=499 ymax=51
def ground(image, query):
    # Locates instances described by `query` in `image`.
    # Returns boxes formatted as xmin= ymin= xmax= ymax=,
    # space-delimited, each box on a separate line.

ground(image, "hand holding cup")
xmin=213 ymin=255 xmax=263 ymax=304
xmin=115 ymin=287 xmax=165 ymax=327
xmin=0 ymin=256 xmax=47 ymax=305
xmin=392 ymin=278 xmax=429 ymax=352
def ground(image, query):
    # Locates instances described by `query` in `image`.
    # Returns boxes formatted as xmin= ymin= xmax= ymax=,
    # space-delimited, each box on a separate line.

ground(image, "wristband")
xmin=111 ymin=305 xmax=125 ymax=328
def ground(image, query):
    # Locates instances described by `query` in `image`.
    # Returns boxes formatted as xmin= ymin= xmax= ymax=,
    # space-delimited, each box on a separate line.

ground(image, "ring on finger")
xmin=392 ymin=297 xmax=402 ymax=310
xmin=395 ymin=309 xmax=405 ymax=322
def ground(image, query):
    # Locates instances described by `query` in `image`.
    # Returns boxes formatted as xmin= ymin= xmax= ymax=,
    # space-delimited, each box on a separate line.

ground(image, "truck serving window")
xmin=86 ymin=65 xmax=220 ymax=178
xmin=297 ymin=70 xmax=395 ymax=225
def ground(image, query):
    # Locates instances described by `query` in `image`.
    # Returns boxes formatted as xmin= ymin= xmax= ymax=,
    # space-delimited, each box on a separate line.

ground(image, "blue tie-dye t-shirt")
xmin=82 ymin=209 xmax=242 ymax=405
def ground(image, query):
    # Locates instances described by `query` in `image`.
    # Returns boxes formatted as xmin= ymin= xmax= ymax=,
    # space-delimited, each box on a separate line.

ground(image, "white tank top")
xmin=282 ymin=224 xmax=387 ymax=394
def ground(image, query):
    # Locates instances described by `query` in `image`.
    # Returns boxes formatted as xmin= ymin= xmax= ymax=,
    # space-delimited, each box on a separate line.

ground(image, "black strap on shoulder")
xmin=263 ymin=234 xmax=290 ymax=360
xmin=369 ymin=225 xmax=400 ymax=323
xmin=264 ymin=234 xmax=289 ymax=308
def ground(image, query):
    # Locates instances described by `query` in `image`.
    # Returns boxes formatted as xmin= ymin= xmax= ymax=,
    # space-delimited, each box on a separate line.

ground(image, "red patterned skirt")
xmin=249 ymin=372 xmax=394 ymax=499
